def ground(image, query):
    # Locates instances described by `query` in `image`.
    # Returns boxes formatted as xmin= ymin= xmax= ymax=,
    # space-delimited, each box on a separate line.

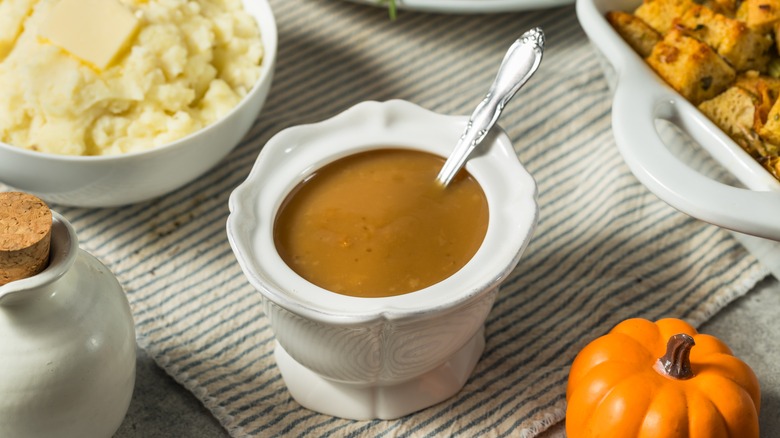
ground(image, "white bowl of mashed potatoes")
xmin=0 ymin=0 xmax=277 ymax=207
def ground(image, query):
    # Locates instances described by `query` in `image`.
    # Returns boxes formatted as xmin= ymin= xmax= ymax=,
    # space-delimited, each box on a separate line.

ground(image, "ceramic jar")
xmin=227 ymin=100 xmax=538 ymax=420
xmin=0 ymin=212 xmax=136 ymax=437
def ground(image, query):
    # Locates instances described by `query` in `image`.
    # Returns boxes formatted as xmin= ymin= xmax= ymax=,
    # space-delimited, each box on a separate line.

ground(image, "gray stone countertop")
xmin=114 ymin=277 xmax=780 ymax=437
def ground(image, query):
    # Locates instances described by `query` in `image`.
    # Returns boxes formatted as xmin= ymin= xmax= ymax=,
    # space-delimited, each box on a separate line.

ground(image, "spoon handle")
xmin=436 ymin=27 xmax=545 ymax=187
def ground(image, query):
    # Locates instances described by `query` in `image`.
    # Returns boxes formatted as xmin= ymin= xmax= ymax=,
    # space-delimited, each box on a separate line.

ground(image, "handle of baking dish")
xmin=612 ymin=64 xmax=780 ymax=241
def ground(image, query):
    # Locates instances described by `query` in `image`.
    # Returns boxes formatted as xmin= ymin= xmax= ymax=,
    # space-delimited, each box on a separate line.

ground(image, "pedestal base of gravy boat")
xmin=275 ymin=326 xmax=485 ymax=420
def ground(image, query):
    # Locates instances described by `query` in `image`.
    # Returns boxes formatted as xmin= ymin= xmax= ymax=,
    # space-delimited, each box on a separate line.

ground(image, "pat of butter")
xmin=39 ymin=0 xmax=139 ymax=70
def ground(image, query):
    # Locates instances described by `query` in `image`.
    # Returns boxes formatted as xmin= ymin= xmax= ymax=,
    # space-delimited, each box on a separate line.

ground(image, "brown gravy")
xmin=273 ymin=149 xmax=489 ymax=298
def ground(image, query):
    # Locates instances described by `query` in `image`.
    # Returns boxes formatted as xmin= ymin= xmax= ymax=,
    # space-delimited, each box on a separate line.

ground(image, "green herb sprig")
xmin=378 ymin=0 xmax=397 ymax=20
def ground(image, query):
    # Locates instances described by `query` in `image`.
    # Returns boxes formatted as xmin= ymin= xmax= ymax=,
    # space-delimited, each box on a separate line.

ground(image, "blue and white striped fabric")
xmin=14 ymin=1 xmax=768 ymax=436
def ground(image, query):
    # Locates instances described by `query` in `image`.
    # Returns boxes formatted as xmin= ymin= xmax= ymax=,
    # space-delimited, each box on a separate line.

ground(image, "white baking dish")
xmin=577 ymin=0 xmax=780 ymax=241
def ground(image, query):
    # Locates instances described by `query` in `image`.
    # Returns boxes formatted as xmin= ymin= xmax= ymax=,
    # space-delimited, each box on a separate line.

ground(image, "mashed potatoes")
xmin=0 ymin=0 xmax=263 ymax=155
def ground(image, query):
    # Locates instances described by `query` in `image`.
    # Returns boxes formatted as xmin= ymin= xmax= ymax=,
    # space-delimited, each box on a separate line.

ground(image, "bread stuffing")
xmin=610 ymin=0 xmax=780 ymax=180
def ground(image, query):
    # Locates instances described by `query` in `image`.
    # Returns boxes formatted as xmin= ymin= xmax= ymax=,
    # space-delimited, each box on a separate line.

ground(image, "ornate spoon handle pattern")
xmin=436 ymin=27 xmax=545 ymax=187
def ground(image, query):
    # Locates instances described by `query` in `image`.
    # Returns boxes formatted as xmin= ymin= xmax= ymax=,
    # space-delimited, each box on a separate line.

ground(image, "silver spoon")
xmin=436 ymin=27 xmax=545 ymax=187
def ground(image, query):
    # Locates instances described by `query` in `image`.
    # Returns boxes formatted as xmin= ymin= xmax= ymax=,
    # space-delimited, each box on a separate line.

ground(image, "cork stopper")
xmin=0 ymin=192 xmax=52 ymax=286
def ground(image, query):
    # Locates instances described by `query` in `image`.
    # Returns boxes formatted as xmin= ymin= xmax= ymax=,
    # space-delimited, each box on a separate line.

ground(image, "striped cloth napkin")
xmin=5 ymin=1 xmax=768 ymax=436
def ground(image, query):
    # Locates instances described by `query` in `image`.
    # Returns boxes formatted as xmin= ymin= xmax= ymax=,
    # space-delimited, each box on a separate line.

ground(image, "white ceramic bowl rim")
xmin=0 ymin=0 xmax=278 ymax=163
xmin=346 ymin=0 xmax=573 ymax=13
xmin=227 ymin=99 xmax=538 ymax=324
xmin=577 ymin=0 xmax=780 ymax=241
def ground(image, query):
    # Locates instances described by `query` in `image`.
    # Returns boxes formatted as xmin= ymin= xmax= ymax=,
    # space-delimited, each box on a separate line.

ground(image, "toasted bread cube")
xmin=699 ymin=86 xmax=758 ymax=146
xmin=709 ymin=0 xmax=740 ymax=16
xmin=743 ymin=0 xmax=780 ymax=31
xmin=735 ymin=70 xmax=780 ymax=95
xmin=634 ymin=0 xmax=736 ymax=29
xmin=647 ymin=29 xmax=736 ymax=104
xmin=712 ymin=72 xmax=780 ymax=156
xmin=757 ymin=99 xmax=780 ymax=146
xmin=699 ymin=81 xmax=780 ymax=158
xmin=607 ymin=11 xmax=663 ymax=57
xmin=676 ymin=5 xmax=773 ymax=71
xmin=635 ymin=0 xmax=696 ymax=33
xmin=741 ymin=74 xmax=780 ymax=154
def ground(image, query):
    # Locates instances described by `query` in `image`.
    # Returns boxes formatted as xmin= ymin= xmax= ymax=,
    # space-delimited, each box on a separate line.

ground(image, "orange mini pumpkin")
xmin=566 ymin=318 xmax=760 ymax=437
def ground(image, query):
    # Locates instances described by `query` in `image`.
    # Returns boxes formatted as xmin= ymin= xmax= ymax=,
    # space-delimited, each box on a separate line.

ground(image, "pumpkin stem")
xmin=655 ymin=333 xmax=695 ymax=380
